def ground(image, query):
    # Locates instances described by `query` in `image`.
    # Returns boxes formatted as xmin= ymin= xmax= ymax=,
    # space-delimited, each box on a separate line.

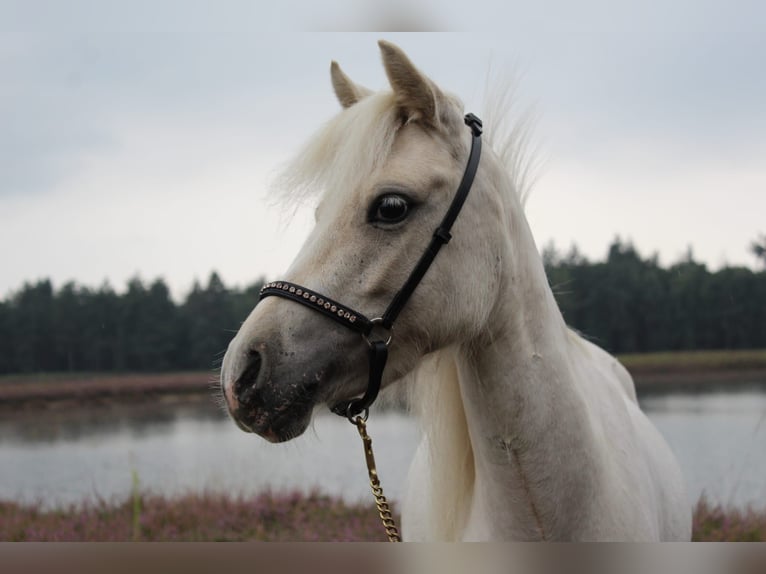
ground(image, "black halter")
xmin=259 ymin=113 xmax=483 ymax=419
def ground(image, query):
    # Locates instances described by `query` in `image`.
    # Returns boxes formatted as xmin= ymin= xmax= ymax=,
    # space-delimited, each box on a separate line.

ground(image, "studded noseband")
xmin=259 ymin=113 xmax=483 ymax=419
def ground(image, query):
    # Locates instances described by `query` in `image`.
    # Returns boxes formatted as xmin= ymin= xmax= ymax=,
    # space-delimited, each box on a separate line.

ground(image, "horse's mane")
xmin=482 ymin=78 xmax=540 ymax=208
xmin=275 ymin=92 xmax=401 ymax=207
xmin=404 ymin=348 xmax=473 ymax=540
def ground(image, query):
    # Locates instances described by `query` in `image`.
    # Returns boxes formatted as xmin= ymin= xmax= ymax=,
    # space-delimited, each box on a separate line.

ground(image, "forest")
xmin=1 ymin=239 xmax=764 ymax=374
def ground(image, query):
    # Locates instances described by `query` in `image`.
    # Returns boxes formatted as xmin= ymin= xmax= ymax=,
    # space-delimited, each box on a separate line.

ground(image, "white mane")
xmin=482 ymin=78 xmax=541 ymax=207
xmin=275 ymin=92 xmax=400 ymax=206
xmin=406 ymin=348 xmax=472 ymax=539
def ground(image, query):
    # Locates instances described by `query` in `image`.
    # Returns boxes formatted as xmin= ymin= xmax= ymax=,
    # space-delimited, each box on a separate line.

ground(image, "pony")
xmin=220 ymin=40 xmax=691 ymax=541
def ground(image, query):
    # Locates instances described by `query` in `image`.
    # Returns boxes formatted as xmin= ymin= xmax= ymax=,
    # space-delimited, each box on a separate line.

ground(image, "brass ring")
xmin=346 ymin=404 xmax=370 ymax=424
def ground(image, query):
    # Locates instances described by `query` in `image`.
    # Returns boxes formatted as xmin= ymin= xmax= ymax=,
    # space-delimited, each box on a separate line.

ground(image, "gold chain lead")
xmin=353 ymin=416 xmax=402 ymax=542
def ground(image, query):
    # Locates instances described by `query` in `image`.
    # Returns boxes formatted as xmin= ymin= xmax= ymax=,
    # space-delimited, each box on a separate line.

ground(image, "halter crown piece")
xmin=259 ymin=113 xmax=483 ymax=419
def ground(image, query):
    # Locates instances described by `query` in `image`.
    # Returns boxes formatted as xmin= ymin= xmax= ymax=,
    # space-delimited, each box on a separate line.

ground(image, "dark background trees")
xmin=0 ymin=273 xmax=264 ymax=374
xmin=0 ymin=238 xmax=764 ymax=375
xmin=544 ymin=238 xmax=766 ymax=354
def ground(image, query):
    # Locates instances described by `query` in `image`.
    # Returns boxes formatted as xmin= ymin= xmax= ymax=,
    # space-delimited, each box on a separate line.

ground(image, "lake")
xmin=1 ymin=387 xmax=765 ymax=510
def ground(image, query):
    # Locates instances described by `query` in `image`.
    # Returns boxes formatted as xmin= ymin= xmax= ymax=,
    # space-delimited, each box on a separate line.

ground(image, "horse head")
xmin=220 ymin=41 xmax=509 ymax=443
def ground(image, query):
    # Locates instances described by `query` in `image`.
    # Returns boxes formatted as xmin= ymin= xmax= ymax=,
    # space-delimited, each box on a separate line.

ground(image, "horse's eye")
xmin=371 ymin=194 xmax=410 ymax=224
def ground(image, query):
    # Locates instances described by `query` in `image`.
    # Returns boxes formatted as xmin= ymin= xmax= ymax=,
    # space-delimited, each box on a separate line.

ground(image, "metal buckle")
xmin=361 ymin=317 xmax=393 ymax=348
xmin=464 ymin=112 xmax=483 ymax=135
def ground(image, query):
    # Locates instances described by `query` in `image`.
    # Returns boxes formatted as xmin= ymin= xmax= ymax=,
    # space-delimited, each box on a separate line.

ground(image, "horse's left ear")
xmin=379 ymin=40 xmax=444 ymax=126
xmin=331 ymin=61 xmax=373 ymax=109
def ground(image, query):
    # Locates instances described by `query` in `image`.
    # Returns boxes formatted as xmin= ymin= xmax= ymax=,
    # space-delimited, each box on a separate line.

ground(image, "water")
xmin=639 ymin=389 xmax=766 ymax=508
xmin=1 ymin=389 xmax=765 ymax=510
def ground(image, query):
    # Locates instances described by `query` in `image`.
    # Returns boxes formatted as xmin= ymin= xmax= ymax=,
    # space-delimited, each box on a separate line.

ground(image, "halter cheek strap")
xmin=259 ymin=113 xmax=483 ymax=419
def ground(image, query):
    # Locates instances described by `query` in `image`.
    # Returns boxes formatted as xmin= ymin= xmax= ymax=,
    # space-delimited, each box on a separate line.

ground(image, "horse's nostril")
xmin=233 ymin=349 xmax=262 ymax=406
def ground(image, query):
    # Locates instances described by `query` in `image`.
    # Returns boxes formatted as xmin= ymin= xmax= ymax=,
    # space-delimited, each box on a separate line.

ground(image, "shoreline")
xmin=0 ymin=372 xmax=215 ymax=406
xmin=2 ymin=349 xmax=766 ymax=406
xmin=633 ymin=369 xmax=766 ymax=393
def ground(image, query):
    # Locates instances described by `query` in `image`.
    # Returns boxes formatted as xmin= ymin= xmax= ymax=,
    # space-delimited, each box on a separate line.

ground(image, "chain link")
xmin=352 ymin=416 xmax=402 ymax=542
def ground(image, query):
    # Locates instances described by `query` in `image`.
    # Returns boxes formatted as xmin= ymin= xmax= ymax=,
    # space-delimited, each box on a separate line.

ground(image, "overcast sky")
xmin=2 ymin=1 xmax=764 ymax=299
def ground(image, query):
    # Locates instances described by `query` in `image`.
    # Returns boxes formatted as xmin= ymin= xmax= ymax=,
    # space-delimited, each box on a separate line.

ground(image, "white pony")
xmin=220 ymin=41 xmax=691 ymax=541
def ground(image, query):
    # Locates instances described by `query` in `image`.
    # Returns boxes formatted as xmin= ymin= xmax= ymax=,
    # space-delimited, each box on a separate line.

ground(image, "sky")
xmin=2 ymin=1 xmax=765 ymax=299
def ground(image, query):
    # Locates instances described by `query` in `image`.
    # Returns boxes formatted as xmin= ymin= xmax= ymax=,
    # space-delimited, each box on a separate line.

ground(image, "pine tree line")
xmin=1 ymin=239 xmax=764 ymax=374
xmin=0 ymin=272 xmax=263 ymax=374
xmin=544 ymin=239 xmax=766 ymax=353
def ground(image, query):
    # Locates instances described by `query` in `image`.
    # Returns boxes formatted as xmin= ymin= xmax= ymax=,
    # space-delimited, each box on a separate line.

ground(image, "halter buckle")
xmin=362 ymin=317 xmax=393 ymax=348
xmin=464 ymin=113 xmax=483 ymax=136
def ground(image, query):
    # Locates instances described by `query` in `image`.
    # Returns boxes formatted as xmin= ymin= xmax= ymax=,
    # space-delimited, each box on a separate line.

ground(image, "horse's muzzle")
xmin=226 ymin=347 xmax=316 ymax=442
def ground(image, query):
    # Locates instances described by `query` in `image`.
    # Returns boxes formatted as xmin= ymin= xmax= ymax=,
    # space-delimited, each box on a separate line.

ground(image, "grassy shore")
xmin=0 ymin=371 xmax=214 ymax=405
xmin=617 ymin=349 xmax=766 ymax=390
xmin=617 ymin=349 xmax=766 ymax=374
xmin=1 ymin=491 xmax=763 ymax=542
xmin=1 ymin=349 xmax=765 ymax=405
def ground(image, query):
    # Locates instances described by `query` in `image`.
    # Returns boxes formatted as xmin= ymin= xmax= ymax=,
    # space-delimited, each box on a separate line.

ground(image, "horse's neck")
xmin=462 ymin=214 xmax=581 ymax=442
xmin=445 ymin=215 xmax=599 ymax=540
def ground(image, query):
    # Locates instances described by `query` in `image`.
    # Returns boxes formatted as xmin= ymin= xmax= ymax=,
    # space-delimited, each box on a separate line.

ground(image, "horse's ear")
xmin=331 ymin=61 xmax=373 ymax=109
xmin=379 ymin=40 xmax=442 ymax=126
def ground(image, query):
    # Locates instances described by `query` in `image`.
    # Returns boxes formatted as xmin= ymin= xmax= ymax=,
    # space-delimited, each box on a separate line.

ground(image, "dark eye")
xmin=370 ymin=194 xmax=410 ymax=224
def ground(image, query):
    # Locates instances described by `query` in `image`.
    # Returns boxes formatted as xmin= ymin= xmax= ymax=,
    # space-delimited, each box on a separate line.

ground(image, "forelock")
xmin=275 ymin=92 xmax=402 ymax=207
